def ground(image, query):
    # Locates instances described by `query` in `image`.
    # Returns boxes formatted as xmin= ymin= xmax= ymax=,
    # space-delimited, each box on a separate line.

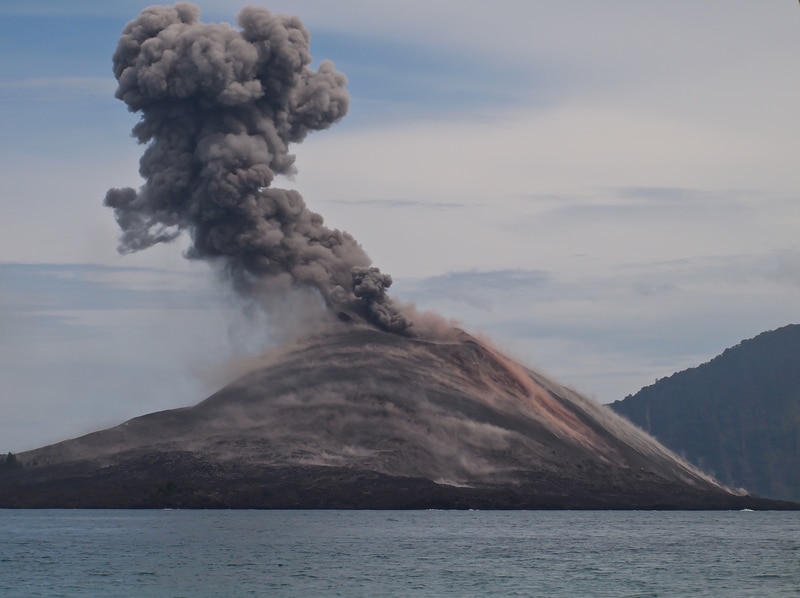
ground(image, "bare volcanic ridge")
xmin=1 ymin=325 xmax=793 ymax=509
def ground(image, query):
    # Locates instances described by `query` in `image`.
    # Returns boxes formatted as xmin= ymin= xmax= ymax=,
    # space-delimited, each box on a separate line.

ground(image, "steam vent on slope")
xmin=1 ymin=4 xmax=795 ymax=509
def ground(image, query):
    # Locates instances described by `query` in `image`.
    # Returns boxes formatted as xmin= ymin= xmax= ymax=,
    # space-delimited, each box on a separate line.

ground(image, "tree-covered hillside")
xmin=610 ymin=324 xmax=800 ymax=501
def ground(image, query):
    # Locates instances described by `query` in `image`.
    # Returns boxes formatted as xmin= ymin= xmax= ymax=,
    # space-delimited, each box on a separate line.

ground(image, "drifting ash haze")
xmin=1 ymin=3 xmax=794 ymax=509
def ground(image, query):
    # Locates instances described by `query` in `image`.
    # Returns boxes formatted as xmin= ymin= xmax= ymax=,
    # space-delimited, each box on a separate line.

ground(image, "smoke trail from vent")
xmin=104 ymin=2 xmax=411 ymax=334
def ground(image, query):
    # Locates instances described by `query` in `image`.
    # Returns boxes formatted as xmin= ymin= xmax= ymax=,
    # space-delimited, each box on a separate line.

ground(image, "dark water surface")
xmin=1 ymin=509 xmax=798 ymax=597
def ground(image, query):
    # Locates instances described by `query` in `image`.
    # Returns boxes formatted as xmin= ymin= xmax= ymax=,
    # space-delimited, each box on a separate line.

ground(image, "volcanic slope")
xmin=1 ymin=326 xmax=791 ymax=509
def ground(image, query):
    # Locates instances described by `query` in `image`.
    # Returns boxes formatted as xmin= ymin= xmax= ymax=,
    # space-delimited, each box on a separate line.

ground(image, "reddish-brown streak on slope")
xmin=469 ymin=339 xmax=613 ymax=458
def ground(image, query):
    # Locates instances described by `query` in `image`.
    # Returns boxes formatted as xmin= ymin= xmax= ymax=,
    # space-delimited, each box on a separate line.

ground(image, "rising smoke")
xmin=104 ymin=3 xmax=411 ymax=334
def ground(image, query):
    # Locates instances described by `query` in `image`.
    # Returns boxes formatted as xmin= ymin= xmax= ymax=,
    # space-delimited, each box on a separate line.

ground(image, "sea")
xmin=1 ymin=509 xmax=798 ymax=597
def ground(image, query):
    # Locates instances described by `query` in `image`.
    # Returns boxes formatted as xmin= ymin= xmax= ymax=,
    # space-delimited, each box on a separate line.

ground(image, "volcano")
xmin=6 ymin=4 xmax=794 ymax=510
xmin=1 ymin=324 xmax=792 ymax=509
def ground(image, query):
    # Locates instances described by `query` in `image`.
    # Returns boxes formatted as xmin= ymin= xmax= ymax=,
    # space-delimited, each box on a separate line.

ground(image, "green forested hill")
xmin=610 ymin=324 xmax=800 ymax=501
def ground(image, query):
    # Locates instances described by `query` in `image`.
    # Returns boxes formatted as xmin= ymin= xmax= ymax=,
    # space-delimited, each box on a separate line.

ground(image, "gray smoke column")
xmin=104 ymin=2 xmax=411 ymax=334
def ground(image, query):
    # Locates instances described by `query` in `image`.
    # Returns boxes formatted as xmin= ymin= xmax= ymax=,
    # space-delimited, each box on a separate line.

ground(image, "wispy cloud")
xmin=328 ymin=198 xmax=472 ymax=210
xmin=402 ymin=268 xmax=552 ymax=293
xmin=613 ymin=186 xmax=714 ymax=203
xmin=0 ymin=76 xmax=116 ymax=99
xmin=396 ymin=269 xmax=553 ymax=310
xmin=0 ymin=262 xmax=222 ymax=312
xmin=0 ymin=2 xmax=142 ymax=17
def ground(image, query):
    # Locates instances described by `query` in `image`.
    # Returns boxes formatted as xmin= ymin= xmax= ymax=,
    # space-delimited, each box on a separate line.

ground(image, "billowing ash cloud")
xmin=104 ymin=2 xmax=411 ymax=334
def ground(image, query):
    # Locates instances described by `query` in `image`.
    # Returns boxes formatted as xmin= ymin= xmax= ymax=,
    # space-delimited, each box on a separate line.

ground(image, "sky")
xmin=1 ymin=1 xmax=799 ymax=453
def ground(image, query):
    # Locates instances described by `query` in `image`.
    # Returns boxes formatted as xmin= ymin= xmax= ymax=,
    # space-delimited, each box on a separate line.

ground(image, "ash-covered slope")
xmin=1 ymin=326 xmax=789 ymax=509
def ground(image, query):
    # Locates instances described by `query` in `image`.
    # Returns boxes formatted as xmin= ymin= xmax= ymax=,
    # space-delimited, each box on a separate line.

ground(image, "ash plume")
xmin=104 ymin=2 xmax=411 ymax=334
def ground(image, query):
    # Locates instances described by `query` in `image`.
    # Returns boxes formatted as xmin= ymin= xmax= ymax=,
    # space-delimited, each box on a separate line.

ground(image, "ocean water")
xmin=1 ymin=510 xmax=798 ymax=597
